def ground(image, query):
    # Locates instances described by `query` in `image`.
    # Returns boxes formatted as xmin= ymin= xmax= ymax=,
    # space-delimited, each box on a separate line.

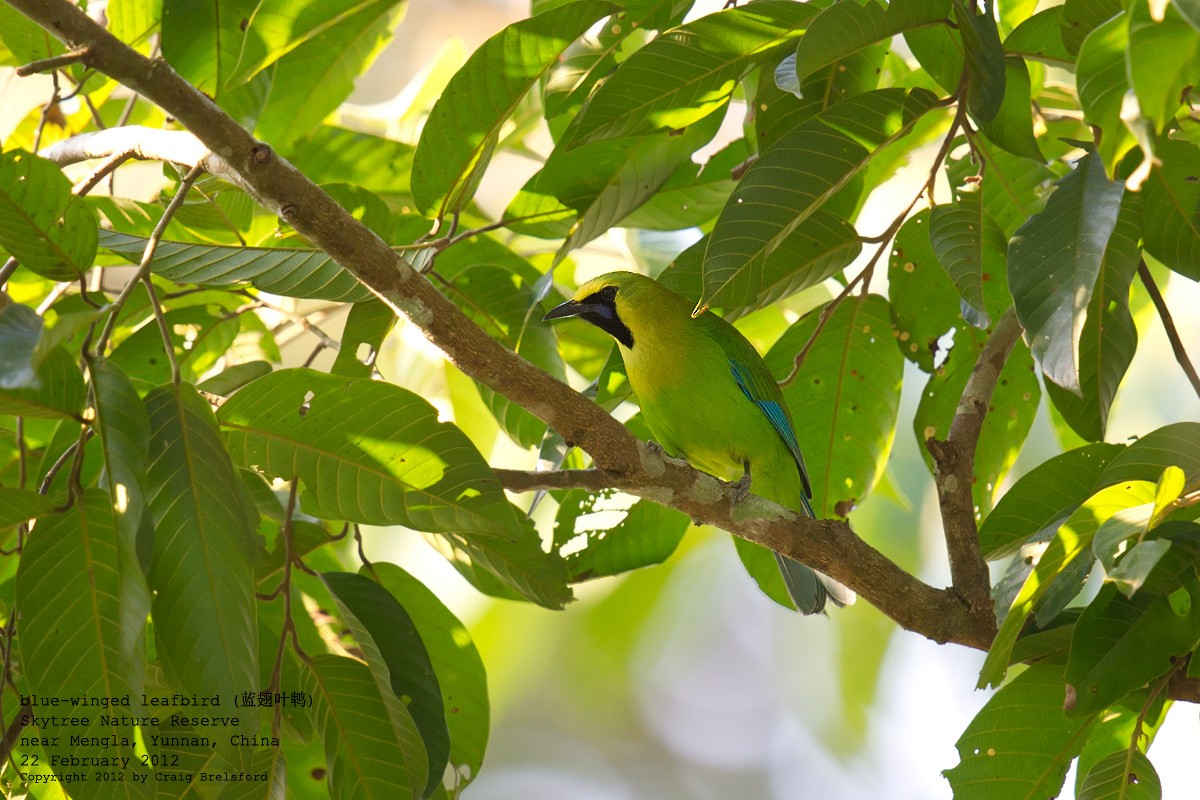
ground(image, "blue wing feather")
xmin=728 ymin=360 xmax=814 ymax=510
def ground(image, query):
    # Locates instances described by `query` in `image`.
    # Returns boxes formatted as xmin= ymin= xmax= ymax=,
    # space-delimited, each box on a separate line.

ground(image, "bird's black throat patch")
xmin=578 ymin=291 xmax=634 ymax=349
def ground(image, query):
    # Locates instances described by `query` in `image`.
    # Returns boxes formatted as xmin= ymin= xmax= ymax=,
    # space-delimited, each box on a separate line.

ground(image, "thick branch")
xmin=926 ymin=307 xmax=1021 ymax=625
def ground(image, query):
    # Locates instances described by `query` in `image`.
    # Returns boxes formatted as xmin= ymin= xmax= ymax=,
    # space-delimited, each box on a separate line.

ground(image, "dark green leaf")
xmin=1078 ymin=750 xmax=1162 ymax=800
xmin=92 ymin=359 xmax=152 ymax=554
xmin=1077 ymin=12 xmax=1136 ymax=175
xmin=145 ymin=383 xmax=259 ymax=763
xmin=979 ymin=56 xmax=1043 ymax=161
xmin=1099 ymin=422 xmax=1200 ymax=486
xmin=1008 ymin=152 xmax=1125 ymax=392
xmin=929 ymin=186 xmax=1007 ymax=326
xmin=411 ymin=1 xmax=616 ymax=217
xmin=197 ymin=361 xmax=275 ymax=396
xmin=15 ymin=491 xmax=155 ymax=795
xmin=956 ymin=144 xmax=1057 ymax=237
xmin=0 ymin=487 xmax=58 ymax=526
xmin=954 ymin=0 xmax=1006 ymax=124
xmin=765 ymin=294 xmax=903 ymax=519
xmin=1060 ymin=0 xmax=1124 ymax=55
xmin=889 ymin=210 xmax=958 ymax=371
xmin=945 ymin=660 xmax=1095 ymax=800
xmin=304 ymin=653 xmax=427 ymax=800
xmin=0 ymin=150 xmax=98 ymax=280
xmin=1065 ymin=524 xmax=1200 ymax=716
xmin=323 ymin=572 xmax=448 ymax=799
xmin=791 ymin=0 xmax=948 ymax=81
xmin=1004 ymin=6 xmax=1072 ymax=64
xmin=287 ymin=126 xmax=416 ymax=201
xmin=569 ymin=0 xmax=820 ymax=143
xmin=979 ymin=443 xmax=1123 ymax=559
xmin=1044 ymin=193 xmax=1141 ymax=440
xmin=1127 ymin=1 xmax=1200 ymax=135
xmin=904 ymin=16 xmax=963 ymax=94
xmin=0 ymin=345 xmax=85 ymax=420
xmin=0 ymin=302 xmax=42 ymax=389
xmin=98 ymin=230 xmax=373 ymax=302
xmin=371 ymin=563 xmax=488 ymax=794
xmin=702 ymin=88 xmax=938 ymax=310
xmin=1141 ymin=139 xmax=1200 ymax=279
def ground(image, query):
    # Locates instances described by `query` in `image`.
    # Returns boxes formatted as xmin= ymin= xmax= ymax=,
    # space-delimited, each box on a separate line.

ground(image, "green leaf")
xmin=287 ymin=126 xmax=416 ymax=201
xmin=1004 ymin=6 xmax=1072 ymax=64
xmin=370 ymin=563 xmax=488 ymax=794
xmin=0 ymin=301 xmax=42 ymax=389
xmin=323 ymin=572 xmax=446 ymax=799
xmin=15 ymin=491 xmax=154 ymax=796
xmin=1127 ymin=0 xmax=1200 ymax=135
xmin=944 ymin=660 xmax=1096 ymax=800
xmin=618 ymin=138 xmax=748 ymax=232
xmin=569 ymin=0 xmax=820 ymax=143
xmin=559 ymin=495 xmax=690 ymax=580
xmin=957 ymin=143 xmax=1057 ymax=237
xmin=304 ymin=653 xmax=427 ymax=800
xmin=0 ymin=487 xmax=58 ymax=526
xmin=332 ymin=299 xmax=397 ymax=379
xmin=0 ymin=150 xmax=98 ymax=280
xmin=1008 ymin=152 xmax=1125 ymax=392
xmin=0 ymin=3 xmax=64 ymax=64
xmin=218 ymin=368 xmax=525 ymax=539
xmin=197 ymin=360 xmax=274 ymax=396
xmin=929 ymin=185 xmax=1007 ymax=327
xmin=0 ymin=345 xmax=86 ymax=420
xmin=790 ymin=0 xmax=949 ymax=81
xmin=659 ymin=211 xmax=860 ymax=319
xmin=97 ymin=230 xmax=373 ymax=302
xmin=410 ymin=1 xmax=616 ymax=218
xmin=108 ymin=0 xmax=162 ymax=54
xmin=1093 ymin=503 xmax=1155 ymax=571
xmin=701 ymin=88 xmax=938 ymax=310
xmin=1077 ymin=12 xmax=1136 ymax=175
xmin=160 ymin=0 xmax=271 ymax=128
xmin=254 ymin=0 xmax=407 ymax=151
xmin=1060 ymin=0 xmax=1124 ymax=55
xmin=1141 ymin=139 xmax=1200 ymax=280
xmin=1099 ymin=422 xmax=1200 ymax=486
xmin=764 ymin=294 xmax=903 ymax=519
xmin=1078 ymin=750 xmax=1162 ymax=800
xmin=954 ymin=0 xmax=1006 ymax=124
xmin=979 ymin=56 xmax=1043 ymax=161
xmin=904 ymin=15 xmax=963 ymax=94
xmin=979 ymin=480 xmax=1156 ymax=687
xmin=980 ymin=443 xmax=1124 ymax=559
xmin=1043 ymin=192 xmax=1141 ymax=440
xmin=144 ymin=383 xmax=259 ymax=762
xmin=1108 ymin=539 xmax=1172 ymax=597
xmin=1065 ymin=524 xmax=1200 ymax=716
xmin=1153 ymin=465 xmax=1187 ymax=523
xmin=92 ymin=359 xmax=152 ymax=555
xmin=888 ymin=210 xmax=958 ymax=371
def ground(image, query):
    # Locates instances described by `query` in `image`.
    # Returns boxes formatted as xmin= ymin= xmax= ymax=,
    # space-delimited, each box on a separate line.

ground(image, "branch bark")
xmin=10 ymin=0 xmax=991 ymax=653
xmin=926 ymin=307 xmax=1022 ymax=626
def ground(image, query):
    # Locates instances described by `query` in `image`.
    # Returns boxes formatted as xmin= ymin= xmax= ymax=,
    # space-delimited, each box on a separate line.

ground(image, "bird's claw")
xmin=645 ymin=439 xmax=688 ymax=467
xmin=725 ymin=471 xmax=753 ymax=503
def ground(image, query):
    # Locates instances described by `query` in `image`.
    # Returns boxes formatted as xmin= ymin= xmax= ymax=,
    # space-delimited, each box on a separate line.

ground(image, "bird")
xmin=543 ymin=270 xmax=854 ymax=614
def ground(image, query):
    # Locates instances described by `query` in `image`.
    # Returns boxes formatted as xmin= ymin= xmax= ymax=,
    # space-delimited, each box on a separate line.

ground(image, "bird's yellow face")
xmin=543 ymin=274 xmax=637 ymax=348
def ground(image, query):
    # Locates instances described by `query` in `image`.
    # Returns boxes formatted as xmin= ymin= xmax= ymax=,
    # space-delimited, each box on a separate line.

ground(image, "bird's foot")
xmin=644 ymin=439 xmax=689 ymax=467
xmin=724 ymin=471 xmax=753 ymax=504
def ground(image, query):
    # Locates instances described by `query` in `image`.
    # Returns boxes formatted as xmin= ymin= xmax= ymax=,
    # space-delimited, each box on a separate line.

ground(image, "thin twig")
xmin=31 ymin=72 xmax=62 ymax=153
xmin=16 ymin=47 xmax=89 ymax=76
xmin=38 ymin=428 xmax=94 ymax=497
xmin=94 ymin=163 xmax=204 ymax=354
xmin=72 ymin=150 xmax=133 ymax=196
xmin=234 ymin=289 xmax=340 ymax=351
xmin=267 ymin=481 xmax=303 ymax=736
xmin=140 ymin=275 xmax=181 ymax=386
xmin=0 ymin=258 xmax=18 ymax=288
xmin=1138 ymin=259 xmax=1200 ymax=400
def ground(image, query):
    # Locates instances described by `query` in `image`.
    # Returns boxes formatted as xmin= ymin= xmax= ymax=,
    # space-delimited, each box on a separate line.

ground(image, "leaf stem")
xmin=16 ymin=47 xmax=89 ymax=76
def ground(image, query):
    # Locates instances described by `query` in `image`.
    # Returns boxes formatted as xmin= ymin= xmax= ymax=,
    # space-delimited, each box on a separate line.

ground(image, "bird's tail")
xmin=778 ymin=495 xmax=856 ymax=614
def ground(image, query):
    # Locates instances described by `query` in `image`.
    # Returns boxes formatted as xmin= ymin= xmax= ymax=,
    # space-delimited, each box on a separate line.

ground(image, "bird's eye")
xmin=598 ymin=286 xmax=617 ymax=302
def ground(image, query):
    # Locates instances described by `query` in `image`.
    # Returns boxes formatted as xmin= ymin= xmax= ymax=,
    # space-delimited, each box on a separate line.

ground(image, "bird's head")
xmin=542 ymin=271 xmax=681 ymax=349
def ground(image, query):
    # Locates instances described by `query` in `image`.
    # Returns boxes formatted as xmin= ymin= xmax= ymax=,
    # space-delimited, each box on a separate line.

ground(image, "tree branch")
xmin=1137 ymin=259 xmax=1200 ymax=400
xmin=926 ymin=307 xmax=1021 ymax=626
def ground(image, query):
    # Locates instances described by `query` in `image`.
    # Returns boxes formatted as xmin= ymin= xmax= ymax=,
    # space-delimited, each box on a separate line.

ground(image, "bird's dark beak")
xmin=543 ymin=299 xmax=597 ymax=322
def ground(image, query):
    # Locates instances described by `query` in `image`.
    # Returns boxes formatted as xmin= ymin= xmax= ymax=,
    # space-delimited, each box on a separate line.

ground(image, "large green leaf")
xmin=98 ymin=230 xmax=372 ymax=302
xmin=332 ymin=298 xmax=397 ymax=379
xmin=556 ymin=493 xmax=690 ymax=580
xmin=1007 ymin=152 xmax=1125 ymax=392
xmin=569 ymin=0 xmax=820 ymax=143
xmin=323 ymin=572 xmax=447 ymax=799
xmin=108 ymin=0 xmax=161 ymax=54
xmin=1044 ymin=193 xmax=1141 ymax=440
xmin=1141 ymin=139 xmax=1200 ymax=280
xmin=954 ymin=0 xmax=1006 ymax=124
xmin=16 ymin=491 xmax=154 ymax=797
xmin=144 ymin=383 xmax=259 ymax=763
xmin=91 ymin=359 xmax=152 ymax=554
xmin=929 ymin=185 xmax=1007 ymax=327
xmin=371 ymin=563 xmax=488 ymax=795
xmin=0 ymin=3 xmax=64 ymax=64
xmin=1065 ymin=524 xmax=1200 ymax=716
xmin=410 ymin=1 xmax=615 ymax=218
xmin=304 ymin=653 xmax=427 ymax=800
xmin=1004 ymin=6 xmax=1072 ymax=64
xmin=701 ymin=88 xmax=938 ymax=310
xmin=888 ymin=210 xmax=958 ymax=372
xmin=0 ymin=345 xmax=86 ymax=420
xmin=764 ymin=294 xmax=902 ymax=519
xmin=956 ymin=144 xmax=1057 ymax=238
xmin=0 ymin=487 xmax=58 ymax=527
xmin=618 ymin=138 xmax=748 ymax=232
xmin=979 ymin=443 xmax=1123 ymax=559
xmin=0 ymin=150 xmax=98 ymax=280
xmin=254 ymin=0 xmax=407 ymax=151
xmin=1060 ymin=0 xmax=1124 ymax=55
xmin=217 ymin=368 xmax=525 ymax=539
xmin=1127 ymin=0 xmax=1200 ymax=135
xmin=1098 ymin=422 xmax=1200 ymax=486
xmin=1078 ymin=750 xmax=1162 ymax=800
xmin=790 ymin=0 xmax=948 ymax=81
xmin=1077 ymin=12 xmax=1136 ymax=175
xmin=287 ymin=125 xmax=416 ymax=200
xmin=0 ymin=301 xmax=42 ymax=389
xmin=979 ymin=56 xmax=1043 ymax=161
xmin=944 ymin=660 xmax=1096 ymax=800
